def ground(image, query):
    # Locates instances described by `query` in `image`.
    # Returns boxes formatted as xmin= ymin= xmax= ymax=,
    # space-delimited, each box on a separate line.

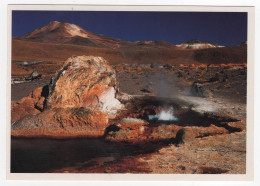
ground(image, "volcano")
xmin=18 ymin=21 xmax=180 ymax=49
xmin=19 ymin=21 xmax=132 ymax=48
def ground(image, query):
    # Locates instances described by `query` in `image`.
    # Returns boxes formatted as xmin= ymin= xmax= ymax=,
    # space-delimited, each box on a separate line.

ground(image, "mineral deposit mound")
xmin=11 ymin=56 xmax=124 ymax=138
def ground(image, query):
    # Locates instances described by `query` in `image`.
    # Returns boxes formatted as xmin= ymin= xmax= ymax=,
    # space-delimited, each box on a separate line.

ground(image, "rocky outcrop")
xmin=11 ymin=107 xmax=108 ymax=138
xmin=11 ymin=86 xmax=46 ymax=123
xmin=11 ymin=56 xmax=125 ymax=138
xmin=47 ymin=56 xmax=123 ymax=116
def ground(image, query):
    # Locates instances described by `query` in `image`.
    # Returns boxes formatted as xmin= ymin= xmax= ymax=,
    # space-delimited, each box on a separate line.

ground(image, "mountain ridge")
xmin=16 ymin=21 xmax=242 ymax=50
xmin=19 ymin=21 xmax=132 ymax=48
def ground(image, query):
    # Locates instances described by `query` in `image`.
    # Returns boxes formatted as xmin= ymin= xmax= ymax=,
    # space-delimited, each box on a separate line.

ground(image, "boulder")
xmin=190 ymin=82 xmax=212 ymax=98
xmin=25 ymin=70 xmax=42 ymax=80
xmin=47 ymin=56 xmax=124 ymax=116
xmin=141 ymin=83 xmax=154 ymax=93
xmin=11 ymin=86 xmax=46 ymax=123
xmin=11 ymin=56 xmax=125 ymax=138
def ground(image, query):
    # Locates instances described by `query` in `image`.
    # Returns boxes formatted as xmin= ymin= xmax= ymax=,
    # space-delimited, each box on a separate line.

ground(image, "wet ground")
xmin=11 ymin=138 xmax=171 ymax=173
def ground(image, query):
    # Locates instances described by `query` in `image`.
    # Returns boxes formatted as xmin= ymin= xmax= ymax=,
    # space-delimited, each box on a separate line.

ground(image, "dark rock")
xmin=141 ymin=84 xmax=153 ymax=93
xmin=25 ymin=70 xmax=42 ymax=80
xmin=190 ymin=82 xmax=211 ymax=98
xmin=150 ymin=63 xmax=160 ymax=68
xmin=177 ymin=71 xmax=183 ymax=78
xmin=163 ymin=64 xmax=172 ymax=70
xmin=208 ymin=75 xmax=220 ymax=82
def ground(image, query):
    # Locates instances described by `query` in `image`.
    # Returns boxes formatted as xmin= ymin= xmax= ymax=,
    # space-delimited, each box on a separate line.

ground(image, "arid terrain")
xmin=11 ymin=21 xmax=247 ymax=174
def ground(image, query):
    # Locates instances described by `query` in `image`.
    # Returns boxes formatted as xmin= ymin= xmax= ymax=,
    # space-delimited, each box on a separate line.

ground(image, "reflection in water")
xmin=11 ymin=138 xmax=165 ymax=173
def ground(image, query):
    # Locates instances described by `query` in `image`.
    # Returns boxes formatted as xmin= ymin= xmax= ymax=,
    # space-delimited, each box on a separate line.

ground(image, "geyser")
xmin=148 ymin=107 xmax=178 ymax=121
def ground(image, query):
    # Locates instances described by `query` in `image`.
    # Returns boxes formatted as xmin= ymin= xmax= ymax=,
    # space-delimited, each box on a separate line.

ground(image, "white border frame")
xmin=1 ymin=1 xmax=259 ymax=185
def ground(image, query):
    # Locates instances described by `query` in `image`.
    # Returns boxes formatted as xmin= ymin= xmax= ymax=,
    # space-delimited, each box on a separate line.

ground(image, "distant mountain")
xmin=176 ymin=39 xmax=224 ymax=49
xmin=18 ymin=21 xmax=132 ymax=48
xmin=18 ymin=21 xmax=178 ymax=49
xmin=18 ymin=21 xmax=237 ymax=50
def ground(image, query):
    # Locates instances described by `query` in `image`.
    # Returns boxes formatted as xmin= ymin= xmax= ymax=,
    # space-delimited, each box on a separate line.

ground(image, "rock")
xmin=11 ymin=86 xmax=46 ymax=123
xmin=190 ymin=82 xmax=212 ymax=98
xmin=163 ymin=64 xmax=172 ymax=70
xmin=11 ymin=56 xmax=126 ymax=138
xmin=198 ymin=64 xmax=207 ymax=69
xmin=180 ymin=125 xmax=229 ymax=143
xmin=105 ymin=119 xmax=183 ymax=143
xmin=150 ymin=63 xmax=160 ymax=69
xmin=11 ymin=107 xmax=109 ymax=138
xmin=136 ymin=67 xmax=142 ymax=72
xmin=116 ymin=92 xmax=133 ymax=102
xmin=114 ymin=118 xmax=148 ymax=130
xmin=25 ymin=70 xmax=42 ymax=80
xmin=189 ymin=64 xmax=198 ymax=69
xmin=46 ymin=56 xmax=124 ymax=116
xmin=177 ymin=71 xmax=183 ymax=78
xmin=141 ymin=84 xmax=153 ymax=93
xmin=208 ymin=74 xmax=220 ymax=82
xmin=115 ymin=65 xmax=124 ymax=73
xmin=105 ymin=117 xmax=148 ymax=143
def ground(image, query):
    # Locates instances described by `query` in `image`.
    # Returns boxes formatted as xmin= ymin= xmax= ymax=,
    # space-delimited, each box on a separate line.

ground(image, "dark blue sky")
xmin=12 ymin=11 xmax=247 ymax=46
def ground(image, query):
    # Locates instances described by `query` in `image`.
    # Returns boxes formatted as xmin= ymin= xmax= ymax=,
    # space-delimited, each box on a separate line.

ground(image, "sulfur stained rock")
xmin=11 ymin=56 xmax=125 ymax=138
xmin=11 ymin=107 xmax=109 ymax=138
xmin=105 ymin=118 xmax=183 ymax=143
xmin=11 ymin=86 xmax=46 ymax=123
xmin=47 ymin=56 xmax=124 ymax=116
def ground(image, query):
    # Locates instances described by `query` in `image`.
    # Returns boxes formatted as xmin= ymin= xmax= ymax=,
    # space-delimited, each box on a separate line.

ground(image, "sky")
xmin=12 ymin=11 xmax=247 ymax=46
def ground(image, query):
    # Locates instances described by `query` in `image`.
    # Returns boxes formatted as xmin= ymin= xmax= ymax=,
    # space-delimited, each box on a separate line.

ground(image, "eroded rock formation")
xmin=46 ymin=56 xmax=124 ymax=116
xmin=12 ymin=107 xmax=108 ymax=138
xmin=11 ymin=56 xmax=124 ymax=138
xmin=11 ymin=86 xmax=46 ymax=123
